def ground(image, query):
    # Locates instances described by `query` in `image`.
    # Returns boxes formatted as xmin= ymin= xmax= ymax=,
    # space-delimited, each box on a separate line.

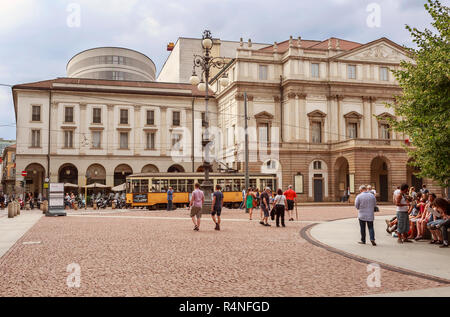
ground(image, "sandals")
xmin=429 ymin=240 xmax=436 ymax=244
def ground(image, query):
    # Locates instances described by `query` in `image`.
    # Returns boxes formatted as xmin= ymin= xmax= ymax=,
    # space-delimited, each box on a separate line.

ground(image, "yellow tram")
xmin=125 ymin=173 xmax=277 ymax=209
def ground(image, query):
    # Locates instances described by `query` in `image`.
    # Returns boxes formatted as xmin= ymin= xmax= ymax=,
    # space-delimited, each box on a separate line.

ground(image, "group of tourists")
xmin=187 ymin=184 xmax=298 ymax=232
xmin=385 ymin=184 xmax=450 ymax=247
xmin=355 ymin=183 xmax=450 ymax=248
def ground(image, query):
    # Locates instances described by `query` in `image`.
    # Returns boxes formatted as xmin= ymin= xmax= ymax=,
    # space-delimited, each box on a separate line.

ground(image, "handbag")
xmin=270 ymin=208 xmax=275 ymax=220
xmin=374 ymin=206 xmax=379 ymax=212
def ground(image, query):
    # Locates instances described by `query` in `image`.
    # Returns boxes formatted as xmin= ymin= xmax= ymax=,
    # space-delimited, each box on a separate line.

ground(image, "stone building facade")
xmin=12 ymin=78 xmax=214 ymax=196
xmin=12 ymin=37 xmax=444 ymax=201
xmin=208 ymin=36 xmax=443 ymax=202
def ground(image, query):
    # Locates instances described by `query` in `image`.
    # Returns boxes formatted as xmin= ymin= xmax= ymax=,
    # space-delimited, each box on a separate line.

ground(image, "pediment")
xmin=254 ymin=111 xmax=274 ymax=120
xmin=307 ymin=110 xmax=326 ymax=118
xmin=344 ymin=111 xmax=362 ymax=119
xmin=333 ymin=38 xmax=414 ymax=64
xmin=377 ymin=112 xmax=396 ymax=119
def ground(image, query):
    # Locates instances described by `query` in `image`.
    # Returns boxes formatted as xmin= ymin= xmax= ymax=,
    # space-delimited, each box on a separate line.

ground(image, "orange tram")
xmin=125 ymin=172 xmax=277 ymax=209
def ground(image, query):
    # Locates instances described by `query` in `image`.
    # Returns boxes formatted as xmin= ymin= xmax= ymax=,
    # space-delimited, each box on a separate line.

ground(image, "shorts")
xmin=261 ymin=206 xmax=269 ymax=218
xmin=396 ymin=211 xmax=410 ymax=234
xmin=427 ymin=219 xmax=445 ymax=229
xmin=211 ymin=206 xmax=222 ymax=217
xmin=190 ymin=206 xmax=202 ymax=218
xmin=287 ymin=200 xmax=294 ymax=211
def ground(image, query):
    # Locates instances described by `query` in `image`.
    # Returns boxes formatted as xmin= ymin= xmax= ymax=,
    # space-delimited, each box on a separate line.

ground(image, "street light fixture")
xmin=189 ymin=29 xmax=229 ymax=213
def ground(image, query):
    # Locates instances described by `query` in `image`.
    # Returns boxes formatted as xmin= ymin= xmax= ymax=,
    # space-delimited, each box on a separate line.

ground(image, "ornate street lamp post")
xmin=189 ymin=30 xmax=229 ymax=213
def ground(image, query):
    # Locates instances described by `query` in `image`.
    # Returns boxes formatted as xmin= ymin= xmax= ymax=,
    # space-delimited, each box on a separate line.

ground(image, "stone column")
xmin=134 ymin=105 xmax=141 ymax=156
xmin=336 ymin=95 xmax=344 ymax=141
xmin=370 ymin=97 xmax=378 ymax=139
xmin=79 ymin=103 xmax=87 ymax=155
xmin=106 ymin=104 xmax=114 ymax=156
xmin=160 ymin=106 xmax=168 ymax=156
xmin=50 ymin=102 xmax=59 ymax=155
xmin=298 ymin=94 xmax=307 ymax=141
xmin=362 ymin=97 xmax=371 ymax=139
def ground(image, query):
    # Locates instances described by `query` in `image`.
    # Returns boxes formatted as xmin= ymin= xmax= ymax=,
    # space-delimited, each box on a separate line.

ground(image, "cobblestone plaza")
xmin=0 ymin=205 xmax=448 ymax=297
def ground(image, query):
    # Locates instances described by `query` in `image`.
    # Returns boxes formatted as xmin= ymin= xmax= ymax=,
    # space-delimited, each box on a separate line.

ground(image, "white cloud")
xmin=0 ymin=0 xmax=40 ymax=33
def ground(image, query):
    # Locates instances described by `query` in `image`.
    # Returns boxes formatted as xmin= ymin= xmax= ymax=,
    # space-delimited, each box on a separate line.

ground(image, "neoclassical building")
xmin=206 ymin=36 xmax=443 ymax=202
xmin=12 ymin=39 xmax=444 ymax=201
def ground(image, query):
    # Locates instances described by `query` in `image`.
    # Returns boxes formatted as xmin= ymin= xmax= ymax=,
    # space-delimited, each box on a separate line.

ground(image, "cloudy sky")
xmin=0 ymin=0 xmax=442 ymax=139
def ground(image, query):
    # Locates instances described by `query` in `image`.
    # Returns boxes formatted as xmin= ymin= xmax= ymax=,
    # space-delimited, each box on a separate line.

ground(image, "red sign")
xmin=21 ymin=171 xmax=27 ymax=177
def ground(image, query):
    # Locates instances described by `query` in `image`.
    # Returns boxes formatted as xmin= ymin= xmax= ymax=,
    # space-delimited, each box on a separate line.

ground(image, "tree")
xmin=387 ymin=0 xmax=450 ymax=187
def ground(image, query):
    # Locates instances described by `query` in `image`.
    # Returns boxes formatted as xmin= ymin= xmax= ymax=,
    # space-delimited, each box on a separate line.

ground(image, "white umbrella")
xmin=111 ymin=183 xmax=126 ymax=192
xmin=64 ymin=183 xmax=79 ymax=188
xmin=84 ymin=183 xmax=109 ymax=188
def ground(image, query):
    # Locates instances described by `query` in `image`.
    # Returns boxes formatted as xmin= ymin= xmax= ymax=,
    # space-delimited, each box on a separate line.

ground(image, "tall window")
xmin=311 ymin=63 xmax=319 ymax=78
xmin=311 ymin=122 xmax=322 ymax=143
xmin=65 ymin=107 xmax=74 ymax=123
xmin=232 ymin=124 xmax=236 ymax=144
xmin=31 ymin=130 xmax=40 ymax=147
xmin=119 ymin=132 xmax=128 ymax=149
xmin=64 ymin=131 xmax=74 ymax=148
xmin=347 ymin=65 xmax=356 ymax=79
xmin=380 ymin=124 xmax=390 ymax=139
xmin=92 ymin=131 xmax=101 ymax=148
xmin=259 ymin=65 xmax=268 ymax=80
xmin=258 ymin=123 xmax=269 ymax=148
xmin=172 ymin=111 xmax=180 ymax=126
xmin=146 ymin=110 xmax=155 ymax=125
xmin=146 ymin=132 xmax=155 ymax=150
xmin=120 ymin=109 xmax=128 ymax=124
xmin=380 ymin=67 xmax=389 ymax=81
xmin=32 ymin=105 xmax=41 ymax=122
xmin=93 ymin=108 xmax=101 ymax=123
xmin=347 ymin=122 xmax=358 ymax=139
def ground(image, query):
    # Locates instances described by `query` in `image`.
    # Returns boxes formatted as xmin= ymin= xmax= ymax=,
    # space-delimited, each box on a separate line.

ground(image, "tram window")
xmin=132 ymin=180 xmax=141 ymax=193
xmin=250 ymin=179 xmax=257 ymax=189
xmin=240 ymin=179 xmax=246 ymax=191
xmin=141 ymin=180 xmax=149 ymax=193
xmin=233 ymin=179 xmax=241 ymax=192
xmin=187 ymin=179 xmax=194 ymax=193
xmin=225 ymin=179 xmax=233 ymax=192
xmin=169 ymin=179 xmax=178 ymax=192
xmin=217 ymin=179 xmax=225 ymax=190
xmin=126 ymin=180 xmax=131 ymax=193
xmin=160 ymin=179 xmax=169 ymax=192
xmin=152 ymin=179 xmax=160 ymax=192
xmin=178 ymin=179 xmax=186 ymax=192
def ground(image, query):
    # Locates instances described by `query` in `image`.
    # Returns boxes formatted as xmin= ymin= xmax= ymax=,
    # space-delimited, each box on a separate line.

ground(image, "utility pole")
xmin=244 ymin=92 xmax=249 ymax=213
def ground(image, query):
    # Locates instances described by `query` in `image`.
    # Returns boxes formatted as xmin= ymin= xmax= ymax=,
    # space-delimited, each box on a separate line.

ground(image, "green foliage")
xmin=387 ymin=0 xmax=450 ymax=187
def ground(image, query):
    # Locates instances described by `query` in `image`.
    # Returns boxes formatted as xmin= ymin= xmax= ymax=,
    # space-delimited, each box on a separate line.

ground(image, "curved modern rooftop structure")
xmin=67 ymin=47 xmax=156 ymax=82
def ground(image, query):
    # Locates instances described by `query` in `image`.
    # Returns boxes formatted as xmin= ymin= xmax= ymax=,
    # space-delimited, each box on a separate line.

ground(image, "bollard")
xmin=74 ymin=202 xmax=78 ymax=210
xmin=43 ymin=200 xmax=49 ymax=213
xmin=25 ymin=202 xmax=30 ymax=211
xmin=13 ymin=201 xmax=18 ymax=217
xmin=17 ymin=201 xmax=21 ymax=215
xmin=112 ymin=202 xmax=116 ymax=210
xmin=8 ymin=203 xmax=14 ymax=218
xmin=93 ymin=202 xmax=97 ymax=210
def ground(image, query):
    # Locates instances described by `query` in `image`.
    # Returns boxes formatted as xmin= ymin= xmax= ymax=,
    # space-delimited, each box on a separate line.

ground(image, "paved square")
xmin=0 ymin=206 xmax=447 ymax=297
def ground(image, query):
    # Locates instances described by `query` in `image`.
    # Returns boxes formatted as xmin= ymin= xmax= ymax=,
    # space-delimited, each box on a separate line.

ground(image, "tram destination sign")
xmin=133 ymin=194 xmax=148 ymax=203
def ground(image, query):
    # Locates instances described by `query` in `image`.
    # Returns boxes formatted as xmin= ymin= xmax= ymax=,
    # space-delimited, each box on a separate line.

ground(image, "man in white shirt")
xmin=355 ymin=185 xmax=377 ymax=246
